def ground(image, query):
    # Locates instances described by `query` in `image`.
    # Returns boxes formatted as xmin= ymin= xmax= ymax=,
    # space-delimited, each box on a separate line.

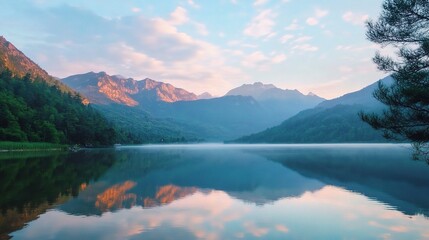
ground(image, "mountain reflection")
xmin=146 ymin=185 xmax=198 ymax=207
xmin=252 ymin=144 xmax=429 ymax=217
xmin=11 ymin=185 xmax=429 ymax=240
xmin=73 ymin=180 xmax=198 ymax=213
xmin=59 ymin=147 xmax=323 ymax=216
xmin=57 ymin=145 xmax=429 ymax=219
xmin=3 ymin=144 xmax=429 ymax=239
xmin=95 ymin=181 xmax=137 ymax=211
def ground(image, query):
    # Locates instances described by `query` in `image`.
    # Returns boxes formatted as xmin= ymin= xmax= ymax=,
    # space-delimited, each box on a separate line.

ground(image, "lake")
xmin=1 ymin=144 xmax=429 ymax=239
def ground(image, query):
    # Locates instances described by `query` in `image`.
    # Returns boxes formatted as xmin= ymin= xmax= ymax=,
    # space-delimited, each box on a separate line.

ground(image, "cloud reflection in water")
xmin=11 ymin=185 xmax=429 ymax=240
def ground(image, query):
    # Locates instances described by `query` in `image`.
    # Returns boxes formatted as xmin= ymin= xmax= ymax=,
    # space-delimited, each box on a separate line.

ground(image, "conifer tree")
xmin=360 ymin=0 xmax=429 ymax=159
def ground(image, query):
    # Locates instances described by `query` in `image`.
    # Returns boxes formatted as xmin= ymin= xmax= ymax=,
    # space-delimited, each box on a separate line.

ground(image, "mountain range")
xmin=61 ymin=72 xmax=326 ymax=141
xmin=227 ymin=82 xmax=319 ymax=102
xmin=0 ymin=35 xmax=389 ymax=144
xmin=62 ymin=72 xmax=197 ymax=106
xmin=226 ymin=82 xmax=325 ymax=121
xmin=233 ymin=76 xmax=392 ymax=143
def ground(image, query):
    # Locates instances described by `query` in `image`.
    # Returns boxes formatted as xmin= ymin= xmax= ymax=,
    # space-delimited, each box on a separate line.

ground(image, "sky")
xmin=0 ymin=0 xmax=390 ymax=99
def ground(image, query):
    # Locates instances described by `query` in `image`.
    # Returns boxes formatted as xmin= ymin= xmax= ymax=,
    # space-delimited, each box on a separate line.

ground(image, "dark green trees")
xmin=0 ymin=70 xmax=116 ymax=146
xmin=360 ymin=0 xmax=429 ymax=157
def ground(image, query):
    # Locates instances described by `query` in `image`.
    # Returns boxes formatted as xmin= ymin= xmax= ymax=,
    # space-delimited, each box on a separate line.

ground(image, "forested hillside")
xmin=234 ymin=105 xmax=386 ymax=143
xmin=0 ymin=70 xmax=115 ymax=146
xmin=93 ymin=104 xmax=201 ymax=144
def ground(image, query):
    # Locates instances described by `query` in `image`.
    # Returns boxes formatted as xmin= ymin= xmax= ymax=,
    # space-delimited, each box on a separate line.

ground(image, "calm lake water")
xmin=1 ymin=144 xmax=429 ymax=240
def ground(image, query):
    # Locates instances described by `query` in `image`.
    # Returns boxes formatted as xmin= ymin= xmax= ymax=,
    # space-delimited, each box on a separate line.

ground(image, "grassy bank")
xmin=0 ymin=141 xmax=67 ymax=152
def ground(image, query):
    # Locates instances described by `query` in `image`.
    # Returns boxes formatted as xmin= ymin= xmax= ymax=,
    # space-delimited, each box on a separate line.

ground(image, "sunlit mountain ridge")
xmin=62 ymin=71 xmax=198 ymax=106
xmin=0 ymin=36 xmax=79 ymax=96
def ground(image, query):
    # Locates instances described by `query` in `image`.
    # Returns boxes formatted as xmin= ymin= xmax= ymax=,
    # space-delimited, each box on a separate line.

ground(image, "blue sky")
xmin=0 ymin=0 xmax=389 ymax=99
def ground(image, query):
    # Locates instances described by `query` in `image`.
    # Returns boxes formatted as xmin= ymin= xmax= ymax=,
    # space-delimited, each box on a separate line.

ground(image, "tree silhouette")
xmin=360 ymin=0 xmax=429 ymax=160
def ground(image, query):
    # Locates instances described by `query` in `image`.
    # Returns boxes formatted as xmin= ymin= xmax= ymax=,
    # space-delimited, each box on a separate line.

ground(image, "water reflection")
xmin=2 ymin=144 xmax=429 ymax=239
xmin=0 ymin=150 xmax=117 ymax=239
xmin=59 ymin=147 xmax=323 ymax=216
xmin=254 ymin=144 xmax=429 ymax=216
xmin=10 ymin=186 xmax=429 ymax=240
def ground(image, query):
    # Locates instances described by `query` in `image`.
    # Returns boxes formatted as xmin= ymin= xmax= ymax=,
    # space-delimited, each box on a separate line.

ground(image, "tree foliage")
xmin=0 ymin=70 xmax=116 ymax=146
xmin=360 ymin=0 xmax=429 ymax=158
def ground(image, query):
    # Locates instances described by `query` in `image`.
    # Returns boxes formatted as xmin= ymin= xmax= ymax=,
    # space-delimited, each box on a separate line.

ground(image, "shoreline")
xmin=0 ymin=148 xmax=67 ymax=153
xmin=0 ymin=141 xmax=68 ymax=152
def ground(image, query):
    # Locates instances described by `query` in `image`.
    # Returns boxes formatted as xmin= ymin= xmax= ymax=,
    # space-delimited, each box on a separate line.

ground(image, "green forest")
xmin=0 ymin=69 xmax=198 ymax=146
xmin=0 ymin=69 xmax=115 ymax=146
xmin=234 ymin=105 xmax=387 ymax=143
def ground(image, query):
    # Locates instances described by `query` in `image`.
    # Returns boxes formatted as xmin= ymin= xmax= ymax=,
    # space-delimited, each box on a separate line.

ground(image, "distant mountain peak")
xmin=226 ymin=81 xmax=325 ymax=102
xmin=234 ymin=76 xmax=392 ymax=144
xmin=249 ymin=82 xmax=276 ymax=89
xmin=62 ymin=72 xmax=198 ymax=106
xmin=253 ymin=81 xmax=268 ymax=86
xmin=198 ymin=92 xmax=214 ymax=99
xmin=224 ymin=81 xmax=325 ymax=122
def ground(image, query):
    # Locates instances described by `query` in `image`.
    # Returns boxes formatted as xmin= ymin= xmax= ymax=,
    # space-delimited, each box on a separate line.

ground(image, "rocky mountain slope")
xmin=62 ymin=72 xmax=197 ymax=106
xmin=0 ymin=36 xmax=50 ymax=80
xmin=0 ymin=36 xmax=75 ymax=95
